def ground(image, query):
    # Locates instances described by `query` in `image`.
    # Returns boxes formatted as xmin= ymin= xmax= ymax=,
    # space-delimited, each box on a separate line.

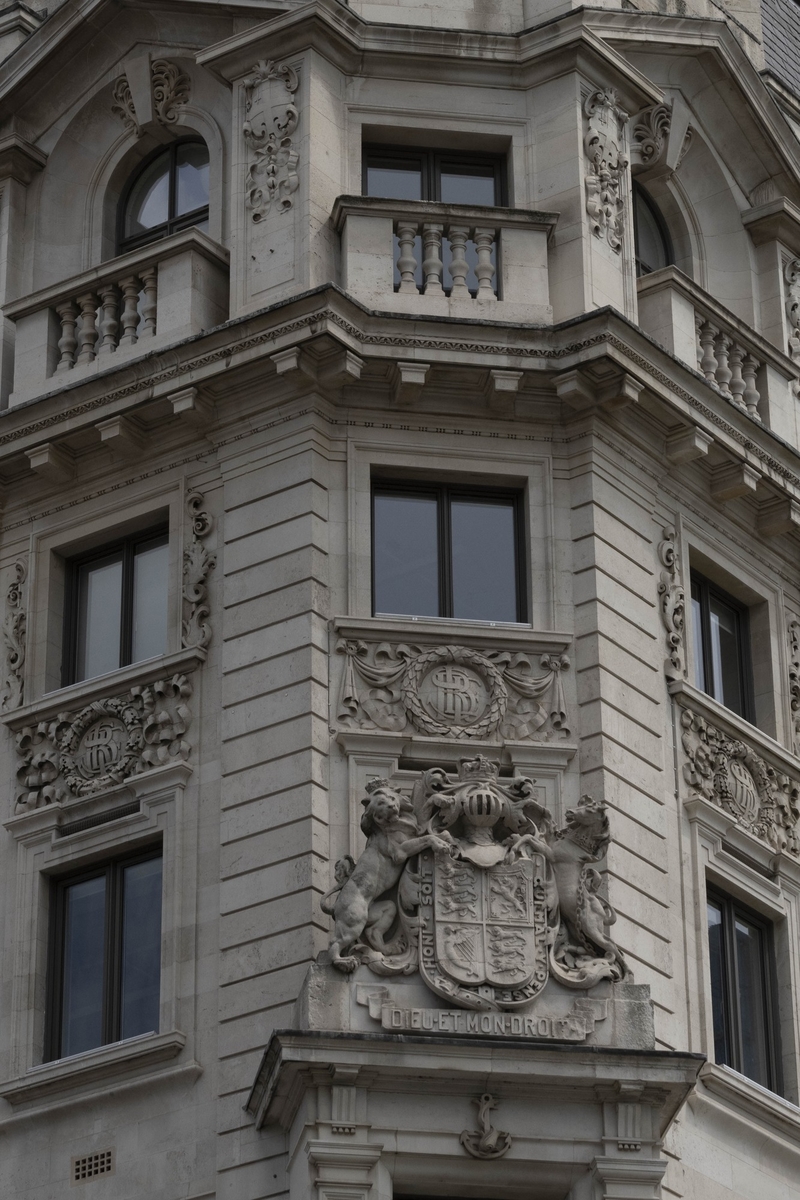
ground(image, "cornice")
xmin=742 ymin=198 xmax=800 ymax=256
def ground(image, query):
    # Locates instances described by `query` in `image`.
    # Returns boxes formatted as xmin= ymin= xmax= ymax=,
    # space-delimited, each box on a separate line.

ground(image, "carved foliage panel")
xmin=2 ymin=559 xmax=27 ymax=712
xmin=584 ymin=87 xmax=629 ymax=253
xmin=112 ymin=59 xmax=191 ymax=137
xmin=242 ymin=59 xmax=299 ymax=222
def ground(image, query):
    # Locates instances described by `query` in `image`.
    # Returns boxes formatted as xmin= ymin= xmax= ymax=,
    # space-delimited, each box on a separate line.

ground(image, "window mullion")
xmin=726 ymin=902 xmax=744 ymax=1075
xmin=102 ymin=866 xmax=118 ymax=1047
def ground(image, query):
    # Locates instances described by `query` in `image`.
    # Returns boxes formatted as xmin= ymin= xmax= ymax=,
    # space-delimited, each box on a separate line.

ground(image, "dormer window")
xmin=119 ymin=139 xmax=209 ymax=254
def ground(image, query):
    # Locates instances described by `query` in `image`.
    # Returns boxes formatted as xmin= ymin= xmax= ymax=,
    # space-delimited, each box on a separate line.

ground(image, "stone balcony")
xmin=332 ymin=195 xmax=558 ymax=324
xmin=637 ymin=266 xmax=799 ymax=437
xmin=5 ymin=229 xmax=230 ymax=407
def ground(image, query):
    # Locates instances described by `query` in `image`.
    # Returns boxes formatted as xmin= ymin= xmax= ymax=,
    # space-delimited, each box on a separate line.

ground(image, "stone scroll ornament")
xmin=657 ymin=527 xmax=685 ymax=681
xmin=1 ymin=560 xmax=27 ymax=712
xmin=182 ymin=490 xmax=216 ymax=649
xmin=321 ymin=756 xmax=628 ymax=1011
xmin=14 ymin=675 xmax=193 ymax=812
xmin=584 ymin=87 xmax=629 ymax=253
xmin=786 ymin=258 xmax=800 ymax=398
xmin=243 ymin=59 xmax=299 ymax=222
xmin=789 ymin=619 xmax=800 ymax=757
xmin=681 ymin=707 xmax=800 ymax=855
xmin=112 ymin=59 xmax=190 ymax=138
xmin=336 ymin=640 xmax=570 ymax=741
xmin=631 ymin=103 xmax=671 ymax=171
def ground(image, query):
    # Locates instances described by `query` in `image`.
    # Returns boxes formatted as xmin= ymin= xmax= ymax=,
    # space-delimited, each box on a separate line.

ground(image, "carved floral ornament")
xmin=112 ymin=58 xmax=191 ymax=137
xmin=336 ymin=639 xmax=570 ymax=742
xmin=242 ymin=59 xmax=299 ymax=222
xmin=584 ymin=87 xmax=629 ymax=253
xmin=14 ymin=674 xmax=193 ymax=813
xmin=1 ymin=559 xmax=27 ymax=712
xmin=321 ymin=756 xmax=628 ymax=1012
xmin=657 ymin=526 xmax=686 ymax=682
xmin=680 ymin=707 xmax=800 ymax=856
xmin=182 ymin=489 xmax=216 ymax=650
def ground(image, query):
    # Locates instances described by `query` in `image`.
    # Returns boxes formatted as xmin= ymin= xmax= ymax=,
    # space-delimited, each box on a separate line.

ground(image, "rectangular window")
xmin=690 ymin=571 xmax=753 ymax=721
xmin=706 ymin=888 xmax=780 ymax=1093
xmin=47 ymin=850 xmax=163 ymax=1061
xmin=64 ymin=527 xmax=169 ymax=685
xmin=372 ymin=481 xmax=525 ymax=623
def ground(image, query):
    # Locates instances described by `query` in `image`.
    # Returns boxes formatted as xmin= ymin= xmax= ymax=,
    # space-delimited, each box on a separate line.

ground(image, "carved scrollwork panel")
xmin=584 ymin=87 xmax=629 ymax=253
xmin=335 ymin=639 xmax=570 ymax=742
xmin=14 ymin=674 xmax=193 ymax=813
xmin=657 ymin=526 xmax=685 ymax=681
xmin=786 ymin=258 xmax=800 ymax=397
xmin=788 ymin=619 xmax=800 ymax=756
xmin=182 ymin=489 xmax=216 ymax=650
xmin=1 ymin=560 xmax=27 ymax=712
xmin=243 ymin=59 xmax=299 ymax=221
xmin=111 ymin=75 xmax=140 ymax=136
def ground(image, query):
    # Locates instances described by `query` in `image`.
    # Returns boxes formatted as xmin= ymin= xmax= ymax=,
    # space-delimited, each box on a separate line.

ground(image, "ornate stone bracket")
xmin=112 ymin=58 xmax=191 ymax=137
xmin=630 ymin=103 xmax=671 ymax=173
xmin=1 ymin=560 xmax=26 ymax=713
xmin=680 ymin=706 xmax=800 ymax=855
xmin=584 ymin=87 xmax=629 ymax=253
xmin=785 ymin=257 xmax=800 ymax=397
xmin=657 ymin=527 xmax=685 ymax=681
xmin=182 ymin=489 xmax=216 ymax=650
xmin=243 ymin=59 xmax=299 ymax=221
xmin=336 ymin=639 xmax=570 ymax=742
xmin=14 ymin=674 xmax=193 ymax=812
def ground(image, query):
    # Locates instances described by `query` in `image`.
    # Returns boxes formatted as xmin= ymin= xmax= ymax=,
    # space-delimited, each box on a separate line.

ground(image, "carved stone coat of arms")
xmin=321 ymin=756 xmax=627 ymax=1012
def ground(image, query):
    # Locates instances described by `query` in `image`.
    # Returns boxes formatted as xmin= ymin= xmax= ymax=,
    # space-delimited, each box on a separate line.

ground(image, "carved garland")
xmin=111 ymin=58 xmax=191 ymax=137
xmin=1 ymin=560 xmax=27 ymax=712
xmin=14 ymin=674 xmax=193 ymax=812
xmin=182 ymin=489 xmax=216 ymax=649
xmin=785 ymin=258 xmax=800 ymax=398
xmin=584 ymin=87 xmax=629 ymax=253
xmin=242 ymin=59 xmax=299 ymax=221
xmin=657 ymin=526 xmax=686 ymax=681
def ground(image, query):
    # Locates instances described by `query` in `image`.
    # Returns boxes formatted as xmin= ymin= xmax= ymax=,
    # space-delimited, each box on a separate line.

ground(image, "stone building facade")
xmin=1 ymin=0 xmax=800 ymax=1197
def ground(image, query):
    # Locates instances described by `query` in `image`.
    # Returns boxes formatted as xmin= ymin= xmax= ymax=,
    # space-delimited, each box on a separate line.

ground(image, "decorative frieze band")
xmin=335 ymin=638 xmax=570 ymax=742
xmin=584 ymin=87 xmax=629 ymax=253
xmin=243 ymin=59 xmax=299 ymax=222
xmin=680 ymin=706 xmax=800 ymax=856
xmin=1 ymin=560 xmax=26 ymax=712
xmin=657 ymin=527 xmax=685 ymax=682
xmin=182 ymin=489 xmax=216 ymax=650
xmin=14 ymin=673 xmax=193 ymax=813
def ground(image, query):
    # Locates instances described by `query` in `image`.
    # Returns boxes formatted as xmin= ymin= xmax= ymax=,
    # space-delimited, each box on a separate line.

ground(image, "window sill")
xmin=0 ymin=1030 xmax=186 ymax=1106
xmin=669 ymin=677 xmax=796 ymax=775
xmin=334 ymin=614 xmax=571 ymax=654
xmin=699 ymin=1062 xmax=800 ymax=1141
xmin=2 ymin=645 xmax=206 ymax=731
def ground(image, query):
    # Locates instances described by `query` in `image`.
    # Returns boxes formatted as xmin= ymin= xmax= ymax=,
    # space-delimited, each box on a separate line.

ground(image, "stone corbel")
xmin=318 ymin=348 xmax=364 ymax=389
xmin=709 ymin=460 xmax=760 ymax=502
xmin=393 ymin=361 xmax=429 ymax=406
xmin=630 ymin=103 xmax=671 ymax=175
xmin=0 ymin=134 xmax=47 ymax=185
xmin=97 ymin=414 xmax=145 ymax=459
xmin=757 ymin=496 xmax=800 ymax=538
xmin=169 ymin=386 xmax=213 ymax=428
xmin=271 ymin=345 xmax=317 ymax=386
xmin=665 ymin=426 xmax=713 ymax=464
xmin=112 ymin=55 xmax=190 ymax=138
xmin=485 ymin=369 xmax=524 ymax=413
xmin=555 ymin=365 xmax=641 ymax=410
xmin=25 ymin=442 xmax=73 ymax=483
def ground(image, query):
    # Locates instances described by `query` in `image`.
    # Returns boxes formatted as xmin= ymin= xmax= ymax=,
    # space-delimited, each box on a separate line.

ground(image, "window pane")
xmin=61 ymin=875 xmax=106 ymax=1057
xmin=709 ymin=593 xmax=744 ymax=715
xmin=120 ymin=858 xmax=163 ymax=1040
xmin=707 ymin=900 xmax=731 ymax=1069
xmin=451 ymin=498 xmax=518 ymax=622
xmin=373 ymin=492 xmax=439 ymax=616
xmin=691 ymin=589 xmax=706 ymax=693
xmin=735 ymin=915 xmax=771 ymax=1087
xmin=176 ymin=143 xmax=210 ymax=216
xmin=124 ymin=151 xmax=170 ymax=237
xmin=75 ymin=553 xmax=123 ymax=682
xmin=440 ymin=163 xmax=496 ymax=206
xmin=365 ymin=161 xmax=423 ymax=200
xmin=634 ymin=190 xmax=669 ymax=276
xmin=132 ymin=536 xmax=169 ymax=664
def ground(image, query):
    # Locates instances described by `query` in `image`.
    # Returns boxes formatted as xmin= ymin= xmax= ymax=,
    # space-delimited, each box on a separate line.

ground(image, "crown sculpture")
xmin=321 ymin=756 xmax=627 ymax=1011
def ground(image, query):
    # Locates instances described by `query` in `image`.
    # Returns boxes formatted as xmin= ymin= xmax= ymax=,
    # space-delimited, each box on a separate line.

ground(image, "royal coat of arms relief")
xmin=321 ymin=756 xmax=627 ymax=1014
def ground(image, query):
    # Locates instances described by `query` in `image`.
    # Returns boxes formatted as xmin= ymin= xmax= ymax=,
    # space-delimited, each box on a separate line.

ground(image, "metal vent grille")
xmin=71 ymin=1150 xmax=114 ymax=1184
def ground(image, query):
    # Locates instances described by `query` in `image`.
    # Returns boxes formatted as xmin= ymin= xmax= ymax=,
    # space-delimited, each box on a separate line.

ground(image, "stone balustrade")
xmin=637 ymin=265 xmax=798 ymax=435
xmin=333 ymin=195 xmax=558 ymax=324
xmin=5 ymin=229 xmax=229 ymax=407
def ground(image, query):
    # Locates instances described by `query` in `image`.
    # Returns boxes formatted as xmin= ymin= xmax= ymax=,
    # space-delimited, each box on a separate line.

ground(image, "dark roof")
xmin=762 ymin=0 xmax=800 ymax=97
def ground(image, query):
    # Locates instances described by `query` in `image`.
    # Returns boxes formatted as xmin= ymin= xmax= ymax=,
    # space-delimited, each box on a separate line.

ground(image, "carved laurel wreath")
xmin=402 ymin=645 xmax=508 ymax=739
xmin=58 ymin=698 xmax=144 ymax=797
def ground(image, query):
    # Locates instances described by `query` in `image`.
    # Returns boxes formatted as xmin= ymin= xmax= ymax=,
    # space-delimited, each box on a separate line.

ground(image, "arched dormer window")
xmin=633 ymin=183 xmax=673 ymax=277
xmin=119 ymin=139 xmax=209 ymax=254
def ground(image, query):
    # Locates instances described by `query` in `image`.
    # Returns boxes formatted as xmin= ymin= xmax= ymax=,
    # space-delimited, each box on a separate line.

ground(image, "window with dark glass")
xmin=119 ymin=140 xmax=209 ymax=254
xmin=690 ymin=571 xmax=753 ymax=721
xmin=707 ymin=888 xmax=780 ymax=1093
xmin=63 ymin=527 xmax=169 ymax=685
xmin=47 ymin=849 xmax=163 ymax=1061
xmin=372 ymin=482 xmax=525 ymax=623
xmin=633 ymin=183 xmax=672 ymax=277
xmin=363 ymin=145 xmax=506 ymax=295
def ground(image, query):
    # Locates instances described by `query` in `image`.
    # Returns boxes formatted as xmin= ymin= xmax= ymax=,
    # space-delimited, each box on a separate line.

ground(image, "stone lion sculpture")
xmin=322 ymin=779 xmax=453 ymax=972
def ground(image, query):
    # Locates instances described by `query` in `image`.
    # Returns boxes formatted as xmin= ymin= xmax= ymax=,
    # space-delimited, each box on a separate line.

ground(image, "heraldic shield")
xmin=418 ymin=848 xmax=549 ymax=1010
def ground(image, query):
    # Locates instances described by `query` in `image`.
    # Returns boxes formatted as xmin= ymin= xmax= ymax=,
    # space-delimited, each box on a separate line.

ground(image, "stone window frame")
xmin=25 ymin=478 xmax=186 ymax=701
xmin=0 ymin=760 xmax=196 ymax=1106
xmin=347 ymin=433 xmax=555 ymax=629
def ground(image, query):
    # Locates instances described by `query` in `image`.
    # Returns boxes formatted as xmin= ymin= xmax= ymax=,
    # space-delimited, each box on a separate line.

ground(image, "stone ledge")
xmin=669 ymin=677 xmax=799 ymax=777
xmin=333 ymin=615 xmax=571 ymax=654
xmin=0 ymin=1030 xmax=186 ymax=1106
xmin=698 ymin=1062 xmax=800 ymax=1142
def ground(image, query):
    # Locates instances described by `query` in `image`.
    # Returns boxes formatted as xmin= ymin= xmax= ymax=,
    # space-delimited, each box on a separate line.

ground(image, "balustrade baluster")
xmin=421 ymin=223 xmax=444 ymax=296
xmin=742 ymin=354 xmax=761 ymax=419
xmin=118 ymin=275 xmax=141 ymax=347
xmin=140 ymin=266 xmax=157 ymax=337
xmin=396 ymin=222 xmax=419 ymax=294
xmin=55 ymin=300 xmax=79 ymax=372
xmin=98 ymin=284 xmax=120 ymax=355
xmin=75 ymin=292 xmax=99 ymax=366
xmin=473 ymin=227 xmax=496 ymax=299
xmin=728 ymin=342 xmax=746 ymax=411
xmin=698 ymin=319 xmax=718 ymax=382
xmin=448 ymin=225 xmax=470 ymax=298
xmin=714 ymin=332 xmax=733 ymax=397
